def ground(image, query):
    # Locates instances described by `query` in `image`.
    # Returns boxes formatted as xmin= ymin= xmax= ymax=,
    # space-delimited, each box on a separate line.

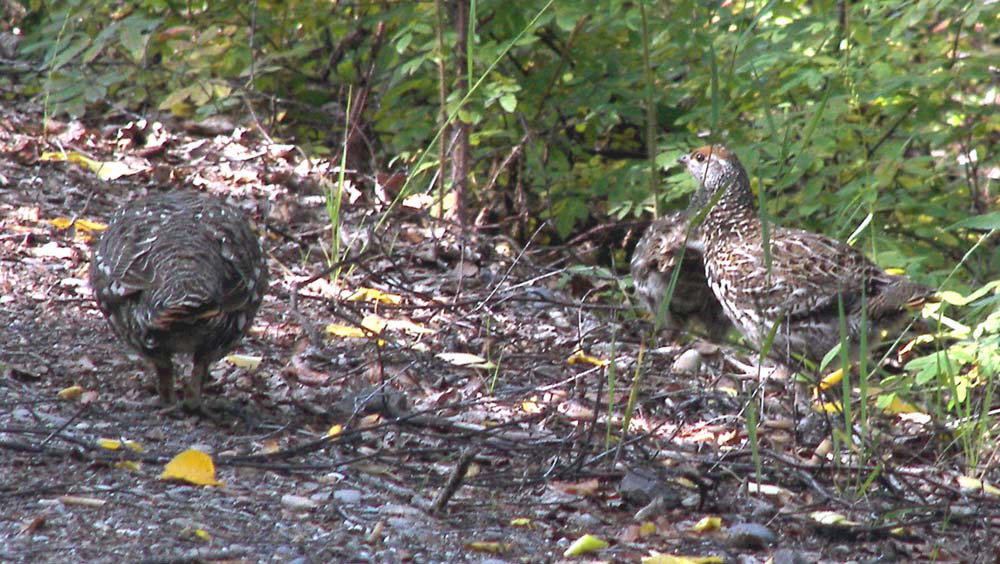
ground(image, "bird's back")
xmin=705 ymin=224 xmax=932 ymax=364
xmin=91 ymin=192 xmax=268 ymax=363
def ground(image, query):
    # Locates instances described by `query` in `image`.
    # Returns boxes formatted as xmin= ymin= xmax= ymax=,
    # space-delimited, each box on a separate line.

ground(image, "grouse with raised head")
xmin=90 ymin=192 xmax=268 ymax=408
xmin=679 ymin=145 xmax=933 ymax=368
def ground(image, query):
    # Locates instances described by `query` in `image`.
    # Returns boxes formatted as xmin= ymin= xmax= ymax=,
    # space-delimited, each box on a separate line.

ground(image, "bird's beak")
xmin=677 ymin=154 xmax=687 ymax=165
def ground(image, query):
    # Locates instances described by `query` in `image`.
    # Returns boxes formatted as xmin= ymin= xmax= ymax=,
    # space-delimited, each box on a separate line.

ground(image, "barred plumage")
xmin=90 ymin=192 xmax=268 ymax=408
xmin=630 ymin=211 xmax=730 ymax=339
xmin=679 ymin=145 xmax=933 ymax=368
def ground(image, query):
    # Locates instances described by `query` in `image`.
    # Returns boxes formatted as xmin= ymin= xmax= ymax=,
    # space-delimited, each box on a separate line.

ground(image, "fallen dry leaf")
xmin=161 ymin=449 xmax=223 ymax=486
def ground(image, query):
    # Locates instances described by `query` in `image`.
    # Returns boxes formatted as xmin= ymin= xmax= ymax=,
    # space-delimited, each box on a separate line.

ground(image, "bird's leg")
xmin=183 ymin=359 xmax=251 ymax=425
xmin=151 ymin=358 xmax=177 ymax=405
xmin=186 ymin=359 xmax=208 ymax=411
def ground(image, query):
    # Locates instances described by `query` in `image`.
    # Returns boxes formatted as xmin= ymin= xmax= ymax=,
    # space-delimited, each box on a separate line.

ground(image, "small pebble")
xmin=671 ymin=349 xmax=703 ymax=374
xmin=280 ymin=494 xmax=318 ymax=511
xmin=333 ymin=489 xmax=363 ymax=504
xmin=728 ymin=522 xmax=776 ymax=549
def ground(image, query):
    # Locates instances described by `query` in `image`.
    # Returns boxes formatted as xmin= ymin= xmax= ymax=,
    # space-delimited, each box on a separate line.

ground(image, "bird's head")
xmin=678 ymin=145 xmax=753 ymax=214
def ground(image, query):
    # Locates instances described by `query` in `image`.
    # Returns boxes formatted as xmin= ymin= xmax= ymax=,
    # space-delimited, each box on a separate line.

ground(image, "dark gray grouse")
xmin=679 ymin=145 xmax=934 ymax=369
xmin=90 ymin=192 xmax=268 ymax=409
xmin=631 ymin=210 xmax=730 ymax=339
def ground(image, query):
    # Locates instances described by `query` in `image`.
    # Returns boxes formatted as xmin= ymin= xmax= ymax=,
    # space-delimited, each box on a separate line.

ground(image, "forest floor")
xmin=1 ymin=99 xmax=997 ymax=563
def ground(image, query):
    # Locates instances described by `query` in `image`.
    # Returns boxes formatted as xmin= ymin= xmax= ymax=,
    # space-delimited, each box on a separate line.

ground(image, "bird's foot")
xmin=726 ymin=356 xmax=791 ymax=383
xmin=182 ymin=397 xmax=257 ymax=427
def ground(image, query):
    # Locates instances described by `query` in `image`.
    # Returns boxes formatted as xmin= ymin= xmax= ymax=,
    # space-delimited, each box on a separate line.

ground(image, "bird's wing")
xmin=722 ymin=228 xmax=877 ymax=321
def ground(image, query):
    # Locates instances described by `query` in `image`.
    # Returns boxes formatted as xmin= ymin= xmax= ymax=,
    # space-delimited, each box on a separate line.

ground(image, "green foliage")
xmin=904 ymin=279 xmax=1000 ymax=467
xmin=22 ymin=3 xmax=163 ymax=117
xmin=21 ymin=2 xmax=998 ymax=257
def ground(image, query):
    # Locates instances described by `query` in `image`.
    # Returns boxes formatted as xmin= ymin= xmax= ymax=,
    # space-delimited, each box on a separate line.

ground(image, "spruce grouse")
xmin=90 ymin=192 xmax=268 ymax=408
xmin=679 ymin=145 xmax=933 ymax=369
xmin=631 ymin=210 xmax=731 ymax=339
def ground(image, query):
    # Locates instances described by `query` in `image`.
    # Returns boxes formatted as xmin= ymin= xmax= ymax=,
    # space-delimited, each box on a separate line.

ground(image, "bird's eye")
xmin=694 ymin=152 xmax=706 ymax=163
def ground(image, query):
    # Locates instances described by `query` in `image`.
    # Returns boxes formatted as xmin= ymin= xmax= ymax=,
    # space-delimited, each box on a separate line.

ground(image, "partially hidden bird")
xmin=678 ymin=145 xmax=934 ymax=370
xmin=631 ymin=210 xmax=731 ymax=339
xmin=90 ymin=192 xmax=268 ymax=410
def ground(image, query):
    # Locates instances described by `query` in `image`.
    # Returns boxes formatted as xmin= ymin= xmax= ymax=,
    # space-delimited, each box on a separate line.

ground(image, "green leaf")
xmin=498 ymin=93 xmax=517 ymax=113
xmin=395 ymin=31 xmax=412 ymax=54
xmin=948 ymin=213 xmax=1000 ymax=231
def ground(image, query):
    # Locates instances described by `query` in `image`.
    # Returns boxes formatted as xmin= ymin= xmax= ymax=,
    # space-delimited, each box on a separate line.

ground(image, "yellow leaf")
xmin=58 ymin=385 xmax=84 ymax=400
xmin=674 ymin=477 xmax=697 ymax=489
xmin=98 ymin=438 xmax=143 ymax=452
xmin=521 ymin=400 xmax=542 ymax=414
xmin=642 ymin=551 xmax=724 ymax=564
xmin=881 ymin=396 xmax=923 ymax=415
xmin=809 ymin=510 xmax=858 ymax=526
xmin=193 ymin=529 xmax=212 ymax=542
xmin=161 ymin=449 xmax=223 ymax=486
xmin=93 ymin=159 xmax=143 ymax=180
xmin=436 ymin=352 xmax=495 ymax=369
xmin=326 ymin=324 xmax=367 ymax=338
xmin=361 ymin=315 xmax=388 ymax=334
xmin=347 ymin=287 xmax=403 ymax=305
xmin=123 ymin=440 xmax=143 ymax=452
xmin=465 ymin=541 xmax=511 ymax=554
xmin=638 ymin=521 xmax=657 ymax=536
xmin=692 ymin=516 xmax=721 ymax=533
xmin=566 ymin=350 xmax=609 ymax=367
xmin=98 ymin=438 xmax=124 ymax=450
xmin=327 ymin=315 xmax=433 ymax=338
xmin=818 ymin=368 xmax=843 ymax=391
xmin=115 ymin=460 xmax=143 ymax=472
xmin=39 ymin=151 xmax=146 ymax=180
xmin=812 ymin=399 xmax=843 ymax=414
xmin=562 ymin=534 xmax=608 ymax=557
xmin=40 ymin=150 xmax=96 ymax=167
xmin=510 ymin=518 xmax=532 ymax=527
xmin=326 ymin=424 xmax=343 ymax=438
xmin=48 ymin=217 xmax=107 ymax=232
xmin=958 ymin=475 xmax=981 ymax=491
xmin=75 ymin=218 xmax=107 ymax=232
xmin=225 ymin=354 xmax=262 ymax=370
xmin=383 ymin=317 xmax=435 ymax=335
xmin=958 ymin=475 xmax=1000 ymax=496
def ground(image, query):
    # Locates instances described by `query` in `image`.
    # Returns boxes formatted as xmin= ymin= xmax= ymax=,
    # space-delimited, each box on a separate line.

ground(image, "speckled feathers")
xmin=679 ymin=145 xmax=933 ymax=366
xmin=630 ymin=211 xmax=730 ymax=339
xmin=90 ymin=192 xmax=268 ymax=406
